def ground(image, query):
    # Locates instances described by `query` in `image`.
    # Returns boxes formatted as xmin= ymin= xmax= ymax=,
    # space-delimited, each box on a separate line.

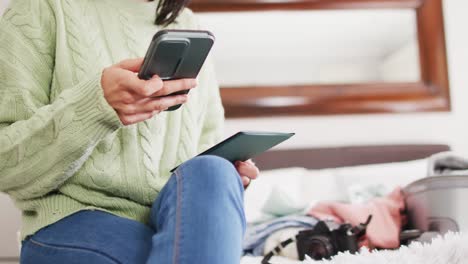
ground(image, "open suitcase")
xmin=404 ymin=176 xmax=468 ymax=233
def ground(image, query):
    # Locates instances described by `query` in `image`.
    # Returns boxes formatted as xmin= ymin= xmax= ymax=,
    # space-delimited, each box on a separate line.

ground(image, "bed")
xmin=0 ymin=144 xmax=452 ymax=263
xmin=240 ymin=144 xmax=451 ymax=264
xmin=253 ymin=144 xmax=450 ymax=170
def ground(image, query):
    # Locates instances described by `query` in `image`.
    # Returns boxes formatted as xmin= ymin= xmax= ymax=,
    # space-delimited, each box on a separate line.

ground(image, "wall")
xmin=200 ymin=9 xmax=419 ymax=86
xmin=223 ymin=0 xmax=468 ymax=156
xmin=0 ymin=0 xmax=466 ymax=261
xmin=0 ymin=193 xmax=20 ymax=260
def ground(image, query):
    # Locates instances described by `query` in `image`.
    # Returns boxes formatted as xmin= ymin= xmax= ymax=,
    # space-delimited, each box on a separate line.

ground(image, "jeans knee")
xmin=177 ymin=155 xmax=243 ymax=195
xmin=153 ymin=155 xmax=246 ymax=234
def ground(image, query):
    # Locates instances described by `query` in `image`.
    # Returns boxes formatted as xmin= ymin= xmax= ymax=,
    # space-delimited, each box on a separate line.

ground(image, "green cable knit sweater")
xmin=0 ymin=0 xmax=224 ymax=240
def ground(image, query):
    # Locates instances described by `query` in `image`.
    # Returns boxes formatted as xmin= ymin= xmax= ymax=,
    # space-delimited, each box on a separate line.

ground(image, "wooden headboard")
xmin=253 ymin=144 xmax=450 ymax=170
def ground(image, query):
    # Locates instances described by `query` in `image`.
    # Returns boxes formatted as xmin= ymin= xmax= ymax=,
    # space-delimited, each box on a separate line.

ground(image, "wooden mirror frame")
xmin=189 ymin=0 xmax=450 ymax=118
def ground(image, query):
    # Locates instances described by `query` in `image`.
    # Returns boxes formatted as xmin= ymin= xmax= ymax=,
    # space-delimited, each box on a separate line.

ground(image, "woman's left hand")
xmin=235 ymin=160 xmax=260 ymax=188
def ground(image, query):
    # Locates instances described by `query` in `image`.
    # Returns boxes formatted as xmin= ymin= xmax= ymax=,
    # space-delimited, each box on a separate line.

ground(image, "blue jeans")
xmin=20 ymin=156 xmax=246 ymax=264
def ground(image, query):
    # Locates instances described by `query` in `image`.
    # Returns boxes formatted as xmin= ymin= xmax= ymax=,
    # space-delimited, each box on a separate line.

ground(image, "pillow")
xmin=332 ymin=158 xmax=428 ymax=202
xmin=261 ymin=186 xmax=307 ymax=216
xmin=244 ymin=167 xmax=308 ymax=223
xmin=300 ymin=158 xmax=428 ymax=203
xmin=244 ymin=159 xmax=428 ymax=223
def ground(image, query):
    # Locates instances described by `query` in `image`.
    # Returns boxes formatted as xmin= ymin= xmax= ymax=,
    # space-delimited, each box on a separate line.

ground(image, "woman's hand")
xmin=101 ymin=58 xmax=197 ymax=126
xmin=235 ymin=160 xmax=260 ymax=188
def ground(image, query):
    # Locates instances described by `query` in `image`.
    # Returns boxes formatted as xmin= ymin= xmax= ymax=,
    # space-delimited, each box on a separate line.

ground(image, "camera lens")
xmin=306 ymin=235 xmax=335 ymax=260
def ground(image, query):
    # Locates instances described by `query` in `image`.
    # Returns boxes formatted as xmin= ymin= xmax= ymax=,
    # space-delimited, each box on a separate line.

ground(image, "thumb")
xmin=117 ymin=58 xmax=145 ymax=73
xmin=241 ymin=176 xmax=251 ymax=187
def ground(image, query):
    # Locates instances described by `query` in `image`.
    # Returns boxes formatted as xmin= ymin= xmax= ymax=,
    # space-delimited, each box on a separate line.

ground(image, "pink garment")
xmin=308 ymin=187 xmax=405 ymax=249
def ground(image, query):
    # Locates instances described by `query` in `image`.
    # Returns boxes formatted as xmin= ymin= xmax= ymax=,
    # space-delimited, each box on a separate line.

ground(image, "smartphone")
xmin=171 ymin=131 xmax=295 ymax=172
xmin=138 ymin=30 xmax=215 ymax=111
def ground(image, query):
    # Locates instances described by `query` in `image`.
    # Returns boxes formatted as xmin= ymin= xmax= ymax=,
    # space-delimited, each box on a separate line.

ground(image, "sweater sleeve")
xmin=197 ymin=58 xmax=225 ymax=153
xmin=0 ymin=3 xmax=123 ymax=200
xmin=179 ymin=8 xmax=226 ymax=152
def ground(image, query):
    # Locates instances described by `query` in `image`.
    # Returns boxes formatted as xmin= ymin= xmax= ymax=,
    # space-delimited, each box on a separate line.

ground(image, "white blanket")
xmin=241 ymin=232 xmax=468 ymax=264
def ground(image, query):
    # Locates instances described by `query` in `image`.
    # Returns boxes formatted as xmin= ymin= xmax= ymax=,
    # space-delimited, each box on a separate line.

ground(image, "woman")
xmin=0 ymin=0 xmax=259 ymax=263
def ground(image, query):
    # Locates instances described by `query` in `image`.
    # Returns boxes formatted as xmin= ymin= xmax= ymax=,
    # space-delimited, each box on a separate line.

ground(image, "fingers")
xmin=121 ymin=74 xmax=196 ymax=99
xmin=241 ymin=176 xmax=251 ymax=187
xmin=104 ymin=58 xmax=197 ymax=127
xmin=116 ymin=94 xmax=188 ymax=115
xmin=117 ymin=58 xmax=145 ymax=72
xmin=235 ymin=160 xmax=259 ymax=188
xmin=115 ymin=58 xmax=197 ymax=98
xmin=245 ymin=159 xmax=256 ymax=166
xmin=150 ymin=78 xmax=198 ymax=97
xmin=235 ymin=160 xmax=260 ymax=180
xmin=121 ymin=73 xmax=164 ymax=98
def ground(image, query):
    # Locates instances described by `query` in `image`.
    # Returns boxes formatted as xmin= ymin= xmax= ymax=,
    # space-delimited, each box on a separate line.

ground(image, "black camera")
xmin=261 ymin=216 xmax=371 ymax=264
xmin=296 ymin=217 xmax=369 ymax=261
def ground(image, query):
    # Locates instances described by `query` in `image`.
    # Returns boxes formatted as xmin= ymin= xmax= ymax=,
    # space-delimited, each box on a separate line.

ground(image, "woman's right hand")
xmin=101 ymin=58 xmax=197 ymax=126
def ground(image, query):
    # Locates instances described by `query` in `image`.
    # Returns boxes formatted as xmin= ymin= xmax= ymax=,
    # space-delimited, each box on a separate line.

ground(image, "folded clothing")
xmin=263 ymin=227 xmax=304 ymax=260
xmin=427 ymin=151 xmax=468 ymax=176
xmin=308 ymin=187 xmax=405 ymax=249
xmin=242 ymin=215 xmax=318 ymax=256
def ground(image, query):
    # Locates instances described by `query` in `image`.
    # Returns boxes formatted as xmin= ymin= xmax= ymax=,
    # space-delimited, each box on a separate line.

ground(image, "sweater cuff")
xmin=69 ymin=73 xmax=123 ymax=131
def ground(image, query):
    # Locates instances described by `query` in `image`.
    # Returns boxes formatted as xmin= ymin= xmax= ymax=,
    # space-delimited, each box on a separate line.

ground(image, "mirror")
xmin=199 ymin=9 xmax=420 ymax=87
xmin=190 ymin=0 xmax=450 ymax=118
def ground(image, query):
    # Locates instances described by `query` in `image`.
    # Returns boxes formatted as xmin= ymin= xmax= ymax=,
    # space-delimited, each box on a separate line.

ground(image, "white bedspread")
xmin=241 ymin=232 xmax=468 ymax=264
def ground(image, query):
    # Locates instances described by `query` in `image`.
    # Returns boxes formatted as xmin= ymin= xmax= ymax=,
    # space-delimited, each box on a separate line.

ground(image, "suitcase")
xmin=404 ymin=176 xmax=468 ymax=233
